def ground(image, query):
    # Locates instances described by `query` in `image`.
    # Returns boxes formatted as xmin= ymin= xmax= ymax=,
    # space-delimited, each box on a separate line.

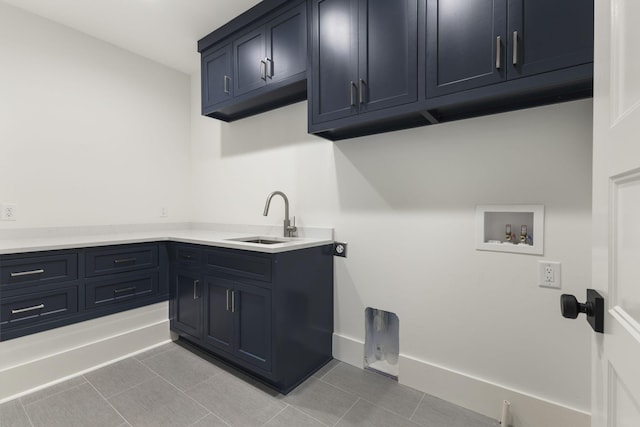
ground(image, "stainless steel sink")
xmin=226 ymin=236 xmax=290 ymax=245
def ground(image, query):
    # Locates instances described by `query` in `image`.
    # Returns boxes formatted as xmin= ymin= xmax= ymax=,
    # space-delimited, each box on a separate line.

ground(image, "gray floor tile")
xmin=264 ymin=406 xmax=327 ymax=427
xmin=337 ymin=399 xmax=421 ymax=427
xmin=20 ymin=376 xmax=86 ymax=406
xmin=322 ymin=363 xmax=424 ymax=418
xmin=85 ymin=357 xmax=157 ymax=398
xmin=0 ymin=399 xmax=32 ymax=427
xmin=410 ymin=394 xmax=499 ymax=427
xmin=135 ymin=341 xmax=179 ymax=362
xmin=186 ymin=371 xmax=286 ymax=427
xmin=108 ymin=376 xmax=209 ymax=427
xmin=140 ymin=346 xmax=223 ymax=391
xmin=284 ymin=377 xmax=358 ymax=426
xmin=24 ymin=382 xmax=124 ymax=427
xmin=190 ymin=413 xmax=231 ymax=427
xmin=312 ymin=358 xmax=340 ymax=379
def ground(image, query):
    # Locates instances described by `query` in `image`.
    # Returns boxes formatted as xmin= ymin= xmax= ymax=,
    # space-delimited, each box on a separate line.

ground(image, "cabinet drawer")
xmin=205 ymin=249 xmax=272 ymax=282
xmin=85 ymin=245 xmax=158 ymax=277
xmin=1 ymin=253 xmax=78 ymax=289
xmin=172 ymin=245 xmax=202 ymax=267
xmin=86 ymin=271 xmax=159 ymax=309
xmin=1 ymin=286 xmax=79 ymax=329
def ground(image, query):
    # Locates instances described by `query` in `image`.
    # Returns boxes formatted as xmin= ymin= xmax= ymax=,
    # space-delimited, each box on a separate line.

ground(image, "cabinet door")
xmin=172 ymin=270 xmax=202 ymax=339
xmin=358 ymin=0 xmax=418 ymax=112
xmin=507 ymin=0 xmax=593 ymax=79
xmin=203 ymin=277 xmax=234 ymax=353
xmin=426 ymin=0 xmax=506 ymax=97
xmin=311 ymin=0 xmax=359 ymax=123
xmin=201 ymin=44 xmax=232 ymax=112
xmin=266 ymin=3 xmax=307 ymax=85
xmin=234 ymin=282 xmax=272 ymax=372
xmin=233 ymin=28 xmax=267 ymax=96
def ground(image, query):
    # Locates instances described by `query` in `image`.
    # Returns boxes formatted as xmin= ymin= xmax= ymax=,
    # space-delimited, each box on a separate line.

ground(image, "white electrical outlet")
xmin=1 ymin=203 xmax=17 ymax=221
xmin=538 ymin=261 xmax=561 ymax=289
xmin=160 ymin=207 xmax=168 ymax=218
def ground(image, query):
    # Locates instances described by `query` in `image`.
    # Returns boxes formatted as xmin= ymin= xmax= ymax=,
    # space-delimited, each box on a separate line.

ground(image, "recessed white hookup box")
xmin=476 ymin=204 xmax=544 ymax=255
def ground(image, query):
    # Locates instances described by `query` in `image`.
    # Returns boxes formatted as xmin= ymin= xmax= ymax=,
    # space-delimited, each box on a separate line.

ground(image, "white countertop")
xmin=0 ymin=223 xmax=334 ymax=255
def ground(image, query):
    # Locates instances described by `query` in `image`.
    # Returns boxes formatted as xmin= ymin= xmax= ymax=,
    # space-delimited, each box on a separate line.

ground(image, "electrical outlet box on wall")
xmin=475 ymin=205 xmax=544 ymax=255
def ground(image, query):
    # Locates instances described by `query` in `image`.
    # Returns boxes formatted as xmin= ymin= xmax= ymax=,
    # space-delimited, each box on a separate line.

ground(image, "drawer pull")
xmin=12 ymin=304 xmax=45 ymax=314
xmin=114 ymin=286 xmax=136 ymax=294
xmin=113 ymin=258 xmax=137 ymax=264
xmin=180 ymin=254 xmax=194 ymax=260
xmin=10 ymin=269 xmax=45 ymax=277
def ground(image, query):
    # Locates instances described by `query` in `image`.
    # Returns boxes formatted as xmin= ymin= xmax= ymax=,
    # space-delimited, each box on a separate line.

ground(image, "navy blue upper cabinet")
xmin=234 ymin=4 xmax=307 ymax=97
xmin=507 ymin=0 xmax=593 ymax=79
xmin=310 ymin=0 xmax=419 ymax=125
xmin=202 ymin=44 xmax=232 ymax=111
xmin=426 ymin=0 xmax=593 ymax=98
xmin=199 ymin=0 xmax=307 ymax=122
xmin=426 ymin=0 xmax=506 ymax=97
xmin=311 ymin=0 xmax=359 ymax=123
xmin=359 ymin=0 xmax=418 ymax=113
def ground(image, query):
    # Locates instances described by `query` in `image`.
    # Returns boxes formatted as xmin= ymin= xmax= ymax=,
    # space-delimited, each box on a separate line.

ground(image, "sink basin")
xmin=226 ymin=236 xmax=290 ymax=245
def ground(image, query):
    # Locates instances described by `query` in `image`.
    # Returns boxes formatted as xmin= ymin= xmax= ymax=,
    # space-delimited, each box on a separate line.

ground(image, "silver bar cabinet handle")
xmin=11 ymin=269 xmax=44 ymax=277
xmin=113 ymin=258 xmax=136 ymax=264
xmin=12 ymin=304 xmax=45 ymax=314
xmin=496 ymin=36 xmax=501 ymax=69
xmin=226 ymin=289 xmax=230 ymax=311
xmin=231 ymin=291 xmax=236 ymax=313
xmin=223 ymin=75 xmax=230 ymax=94
xmin=114 ymin=287 xmax=136 ymax=294
xmin=512 ymin=31 xmax=518 ymax=65
xmin=359 ymin=79 xmax=365 ymax=104
xmin=260 ymin=60 xmax=266 ymax=80
xmin=193 ymin=280 xmax=199 ymax=300
xmin=349 ymin=81 xmax=356 ymax=106
xmin=266 ymin=57 xmax=273 ymax=78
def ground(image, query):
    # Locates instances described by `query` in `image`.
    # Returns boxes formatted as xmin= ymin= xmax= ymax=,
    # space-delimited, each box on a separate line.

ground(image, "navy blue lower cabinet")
xmin=203 ymin=276 xmax=272 ymax=373
xmin=171 ymin=268 xmax=203 ymax=340
xmin=170 ymin=244 xmax=334 ymax=394
xmin=0 ymin=243 xmax=169 ymax=341
xmin=203 ymin=276 xmax=233 ymax=352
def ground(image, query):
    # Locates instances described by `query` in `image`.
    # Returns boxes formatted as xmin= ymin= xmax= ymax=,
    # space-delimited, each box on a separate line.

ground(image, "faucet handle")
xmin=287 ymin=216 xmax=297 ymax=236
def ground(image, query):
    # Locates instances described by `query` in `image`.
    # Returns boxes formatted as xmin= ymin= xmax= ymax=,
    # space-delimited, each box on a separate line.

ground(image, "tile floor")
xmin=1 ymin=340 xmax=499 ymax=427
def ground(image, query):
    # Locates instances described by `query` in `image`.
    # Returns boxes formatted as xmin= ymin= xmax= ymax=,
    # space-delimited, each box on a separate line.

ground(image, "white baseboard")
xmin=332 ymin=333 xmax=590 ymax=427
xmin=0 ymin=303 xmax=172 ymax=403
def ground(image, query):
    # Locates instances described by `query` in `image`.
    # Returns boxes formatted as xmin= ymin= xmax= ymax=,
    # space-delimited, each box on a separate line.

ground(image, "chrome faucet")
xmin=263 ymin=191 xmax=297 ymax=237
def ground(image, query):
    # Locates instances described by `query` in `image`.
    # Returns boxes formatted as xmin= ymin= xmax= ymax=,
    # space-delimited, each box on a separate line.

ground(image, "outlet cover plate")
xmin=333 ymin=242 xmax=347 ymax=258
xmin=1 ymin=203 xmax=17 ymax=221
xmin=538 ymin=261 xmax=561 ymax=289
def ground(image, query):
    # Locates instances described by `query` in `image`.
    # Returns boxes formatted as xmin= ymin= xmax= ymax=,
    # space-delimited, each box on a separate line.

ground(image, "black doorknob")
xmin=560 ymin=289 xmax=604 ymax=333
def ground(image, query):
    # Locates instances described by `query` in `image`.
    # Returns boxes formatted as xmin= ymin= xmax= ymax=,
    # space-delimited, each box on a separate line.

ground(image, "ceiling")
xmin=2 ymin=0 xmax=262 ymax=75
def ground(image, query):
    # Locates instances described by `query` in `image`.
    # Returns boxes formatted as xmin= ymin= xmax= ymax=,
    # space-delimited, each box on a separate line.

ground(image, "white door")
xmin=592 ymin=0 xmax=640 ymax=426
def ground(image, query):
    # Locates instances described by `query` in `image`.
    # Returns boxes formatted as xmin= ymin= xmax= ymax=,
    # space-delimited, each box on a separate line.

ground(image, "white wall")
xmin=191 ymin=73 xmax=593 ymax=416
xmin=0 ymin=2 xmax=594 ymax=420
xmin=0 ymin=3 xmax=192 ymax=228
